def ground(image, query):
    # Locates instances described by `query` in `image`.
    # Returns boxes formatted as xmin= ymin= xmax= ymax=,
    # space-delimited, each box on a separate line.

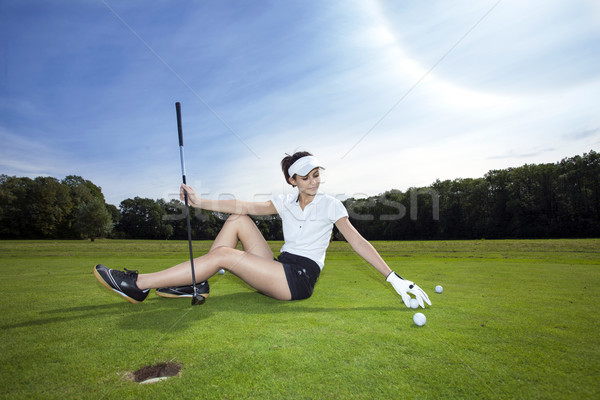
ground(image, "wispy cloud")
xmin=564 ymin=127 xmax=600 ymax=141
xmin=487 ymin=147 xmax=558 ymax=161
xmin=0 ymin=129 xmax=70 ymax=177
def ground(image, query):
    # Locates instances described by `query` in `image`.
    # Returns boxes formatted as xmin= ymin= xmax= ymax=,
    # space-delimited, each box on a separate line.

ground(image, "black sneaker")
xmin=156 ymin=281 xmax=210 ymax=299
xmin=94 ymin=264 xmax=150 ymax=303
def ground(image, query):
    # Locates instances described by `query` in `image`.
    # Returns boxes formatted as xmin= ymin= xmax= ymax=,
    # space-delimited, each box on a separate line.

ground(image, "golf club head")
xmin=191 ymin=295 xmax=205 ymax=306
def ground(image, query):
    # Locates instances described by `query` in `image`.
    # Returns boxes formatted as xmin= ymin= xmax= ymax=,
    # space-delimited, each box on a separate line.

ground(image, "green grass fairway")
xmin=1 ymin=239 xmax=599 ymax=399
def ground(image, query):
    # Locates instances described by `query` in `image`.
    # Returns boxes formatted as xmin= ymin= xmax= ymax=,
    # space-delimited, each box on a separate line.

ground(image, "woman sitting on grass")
xmin=94 ymin=151 xmax=431 ymax=307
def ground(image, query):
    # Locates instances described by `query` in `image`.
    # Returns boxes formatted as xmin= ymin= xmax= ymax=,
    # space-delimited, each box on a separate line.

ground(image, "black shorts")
xmin=276 ymin=252 xmax=321 ymax=300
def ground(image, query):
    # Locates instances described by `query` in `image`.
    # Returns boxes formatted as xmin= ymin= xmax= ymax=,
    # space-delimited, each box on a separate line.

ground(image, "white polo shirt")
xmin=270 ymin=192 xmax=348 ymax=269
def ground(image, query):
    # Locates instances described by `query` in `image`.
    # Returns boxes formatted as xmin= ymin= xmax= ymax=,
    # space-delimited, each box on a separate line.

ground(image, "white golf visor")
xmin=288 ymin=156 xmax=323 ymax=177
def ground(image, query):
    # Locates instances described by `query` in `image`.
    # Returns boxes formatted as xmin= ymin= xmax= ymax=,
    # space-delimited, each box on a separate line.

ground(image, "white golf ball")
xmin=409 ymin=298 xmax=419 ymax=309
xmin=435 ymin=285 xmax=443 ymax=293
xmin=219 ymin=269 xmax=225 ymax=275
xmin=413 ymin=312 xmax=426 ymax=326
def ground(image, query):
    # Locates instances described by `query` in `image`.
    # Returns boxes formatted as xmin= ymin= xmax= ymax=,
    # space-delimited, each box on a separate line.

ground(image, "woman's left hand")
xmin=386 ymin=272 xmax=431 ymax=308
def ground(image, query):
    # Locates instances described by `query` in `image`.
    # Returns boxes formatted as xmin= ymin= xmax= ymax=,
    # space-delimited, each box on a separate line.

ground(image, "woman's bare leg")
xmin=209 ymin=214 xmax=274 ymax=258
xmin=136 ymin=215 xmax=292 ymax=300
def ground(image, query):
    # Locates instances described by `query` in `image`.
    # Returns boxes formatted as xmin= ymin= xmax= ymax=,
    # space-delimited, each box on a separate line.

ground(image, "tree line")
xmin=0 ymin=175 xmax=115 ymax=240
xmin=346 ymin=150 xmax=599 ymax=239
xmin=1 ymin=151 xmax=598 ymax=240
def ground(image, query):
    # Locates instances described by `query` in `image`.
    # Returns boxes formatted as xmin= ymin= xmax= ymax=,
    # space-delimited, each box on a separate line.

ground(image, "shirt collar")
xmin=295 ymin=191 xmax=324 ymax=205
xmin=295 ymin=191 xmax=324 ymax=206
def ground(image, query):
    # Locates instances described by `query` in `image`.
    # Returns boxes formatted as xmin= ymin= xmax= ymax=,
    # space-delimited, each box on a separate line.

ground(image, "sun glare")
xmin=366 ymin=0 xmax=514 ymax=111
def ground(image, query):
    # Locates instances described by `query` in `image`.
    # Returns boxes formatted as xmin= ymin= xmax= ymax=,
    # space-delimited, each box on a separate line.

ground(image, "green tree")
xmin=73 ymin=198 xmax=113 ymax=241
xmin=433 ymin=178 xmax=493 ymax=239
xmin=0 ymin=175 xmax=30 ymax=237
xmin=556 ymin=150 xmax=600 ymax=236
xmin=117 ymin=197 xmax=173 ymax=239
xmin=105 ymin=204 xmax=121 ymax=228
xmin=60 ymin=175 xmax=106 ymax=238
xmin=28 ymin=177 xmax=73 ymax=238
xmin=253 ymin=214 xmax=283 ymax=240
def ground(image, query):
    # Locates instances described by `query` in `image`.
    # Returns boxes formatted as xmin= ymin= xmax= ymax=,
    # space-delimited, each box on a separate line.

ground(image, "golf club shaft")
xmin=175 ymin=102 xmax=198 ymax=301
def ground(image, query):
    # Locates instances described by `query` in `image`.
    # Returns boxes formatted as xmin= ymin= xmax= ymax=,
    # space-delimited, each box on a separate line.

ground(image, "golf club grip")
xmin=176 ymin=102 xmax=184 ymax=147
xmin=176 ymin=102 xmax=187 ymax=185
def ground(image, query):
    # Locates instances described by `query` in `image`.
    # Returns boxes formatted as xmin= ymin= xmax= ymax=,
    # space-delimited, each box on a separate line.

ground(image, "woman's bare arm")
xmin=180 ymin=184 xmax=277 ymax=215
xmin=334 ymin=216 xmax=392 ymax=277
xmin=335 ymin=216 xmax=431 ymax=308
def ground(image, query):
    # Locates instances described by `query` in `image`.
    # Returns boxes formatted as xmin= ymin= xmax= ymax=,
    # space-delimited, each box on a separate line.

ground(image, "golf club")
xmin=176 ymin=102 xmax=204 ymax=306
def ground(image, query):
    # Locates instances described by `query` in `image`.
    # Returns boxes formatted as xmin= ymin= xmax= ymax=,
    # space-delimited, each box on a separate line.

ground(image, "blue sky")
xmin=1 ymin=0 xmax=599 ymax=206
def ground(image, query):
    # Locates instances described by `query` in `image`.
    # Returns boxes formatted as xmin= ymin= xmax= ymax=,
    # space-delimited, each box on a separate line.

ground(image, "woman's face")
xmin=290 ymin=168 xmax=321 ymax=196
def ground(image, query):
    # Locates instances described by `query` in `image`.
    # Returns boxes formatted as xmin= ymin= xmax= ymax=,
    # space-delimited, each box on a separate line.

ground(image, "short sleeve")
xmin=270 ymin=194 xmax=285 ymax=215
xmin=328 ymin=197 xmax=348 ymax=223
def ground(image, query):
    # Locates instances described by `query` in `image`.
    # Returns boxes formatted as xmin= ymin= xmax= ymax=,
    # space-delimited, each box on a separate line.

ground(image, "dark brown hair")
xmin=281 ymin=151 xmax=313 ymax=186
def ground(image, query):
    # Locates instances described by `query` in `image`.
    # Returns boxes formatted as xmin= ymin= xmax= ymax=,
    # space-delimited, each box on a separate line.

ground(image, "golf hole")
xmin=130 ymin=362 xmax=181 ymax=384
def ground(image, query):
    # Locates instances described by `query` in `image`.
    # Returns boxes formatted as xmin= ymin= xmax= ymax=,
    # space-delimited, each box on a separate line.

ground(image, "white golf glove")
xmin=386 ymin=271 xmax=431 ymax=309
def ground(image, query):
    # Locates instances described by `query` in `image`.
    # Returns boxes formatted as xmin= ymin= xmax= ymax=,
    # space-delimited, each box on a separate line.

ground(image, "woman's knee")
xmin=223 ymin=214 xmax=257 ymax=236
xmin=208 ymin=246 xmax=235 ymax=265
xmin=225 ymin=214 xmax=252 ymax=225
xmin=221 ymin=214 xmax=250 ymax=233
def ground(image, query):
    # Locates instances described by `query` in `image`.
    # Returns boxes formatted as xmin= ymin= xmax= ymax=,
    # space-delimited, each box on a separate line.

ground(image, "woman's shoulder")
xmin=317 ymin=193 xmax=344 ymax=204
xmin=273 ymin=193 xmax=297 ymax=202
xmin=271 ymin=193 xmax=297 ymax=208
xmin=273 ymin=192 xmax=344 ymax=206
